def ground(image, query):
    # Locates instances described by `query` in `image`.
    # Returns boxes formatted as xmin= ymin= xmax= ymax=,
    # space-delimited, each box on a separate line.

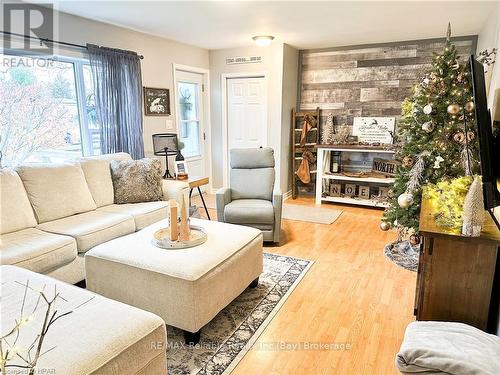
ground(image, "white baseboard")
xmin=283 ymin=190 xmax=292 ymax=201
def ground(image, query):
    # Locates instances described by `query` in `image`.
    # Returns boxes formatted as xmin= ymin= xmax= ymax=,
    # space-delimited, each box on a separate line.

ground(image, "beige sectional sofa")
xmin=0 ymin=152 xmax=188 ymax=284
xmin=2 ymin=265 xmax=168 ymax=374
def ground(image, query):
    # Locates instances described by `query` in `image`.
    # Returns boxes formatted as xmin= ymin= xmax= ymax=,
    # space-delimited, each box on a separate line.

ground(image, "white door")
xmin=227 ymin=77 xmax=266 ymax=152
xmin=176 ymin=70 xmax=206 ymax=179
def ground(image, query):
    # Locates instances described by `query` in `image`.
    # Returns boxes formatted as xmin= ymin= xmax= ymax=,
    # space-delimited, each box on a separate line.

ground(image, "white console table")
xmin=315 ymin=145 xmax=396 ymax=207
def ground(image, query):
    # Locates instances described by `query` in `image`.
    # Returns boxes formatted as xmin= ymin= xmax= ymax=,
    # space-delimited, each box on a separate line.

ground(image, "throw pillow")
xmin=110 ymin=158 xmax=163 ymax=204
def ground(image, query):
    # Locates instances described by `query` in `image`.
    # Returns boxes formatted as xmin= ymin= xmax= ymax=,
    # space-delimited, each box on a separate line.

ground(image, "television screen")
xmin=469 ymin=56 xmax=500 ymax=219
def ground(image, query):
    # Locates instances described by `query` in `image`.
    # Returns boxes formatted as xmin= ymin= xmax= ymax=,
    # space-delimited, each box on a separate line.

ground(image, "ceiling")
xmin=44 ymin=1 xmax=496 ymax=50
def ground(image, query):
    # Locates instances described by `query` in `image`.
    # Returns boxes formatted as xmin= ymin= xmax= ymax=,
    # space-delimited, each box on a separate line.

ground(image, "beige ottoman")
xmin=85 ymin=218 xmax=263 ymax=344
xmin=0 ymin=265 xmax=167 ymax=375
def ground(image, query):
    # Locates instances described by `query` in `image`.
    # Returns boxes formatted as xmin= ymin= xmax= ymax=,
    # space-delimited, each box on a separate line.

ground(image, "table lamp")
xmin=152 ymin=133 xmax=178 ymax=178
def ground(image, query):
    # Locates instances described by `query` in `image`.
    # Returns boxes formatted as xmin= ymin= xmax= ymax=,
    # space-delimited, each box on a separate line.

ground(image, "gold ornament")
xmin=447 ymin=104 xmax=460 ymax=115
xmin=467 ymin=131 xmax=475 ymax=141
xmin=398 ymin=193 xmax=414 ymax=208
xmin=380 ymin=222 xmax=391 ymax=231
xmin=402 ymin=156 xmax=414 ymax=168
xmin=464 ymin=101 xmax=475 ymax=112
xmin=453 ymin=132 xmax=466 ymax=144
xmin=409 ymin=234 xmax=421 ymax=246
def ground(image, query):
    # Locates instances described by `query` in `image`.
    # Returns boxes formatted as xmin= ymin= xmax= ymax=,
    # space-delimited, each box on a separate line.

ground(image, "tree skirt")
xmin=383 ymin=240 xmax=420 ymax=272
xmin=167 ymin=252 xmax=313 ymax=375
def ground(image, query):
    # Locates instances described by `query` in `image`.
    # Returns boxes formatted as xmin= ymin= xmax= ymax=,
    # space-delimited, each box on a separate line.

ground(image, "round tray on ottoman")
xmin=152 ymin=225 xmax=207 ymax=249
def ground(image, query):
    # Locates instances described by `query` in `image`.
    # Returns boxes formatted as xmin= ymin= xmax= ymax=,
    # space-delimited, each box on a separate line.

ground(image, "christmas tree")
xmin=381 ymin=24 xmax=479 ymax=239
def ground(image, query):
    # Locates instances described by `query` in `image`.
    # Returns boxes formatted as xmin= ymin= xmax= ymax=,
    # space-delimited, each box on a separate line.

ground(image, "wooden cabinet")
xmin=415 ymin=190 xmax=500 ymax=331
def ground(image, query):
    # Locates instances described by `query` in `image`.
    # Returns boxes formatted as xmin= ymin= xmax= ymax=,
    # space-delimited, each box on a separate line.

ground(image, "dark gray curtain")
xmin=87 ymin=44 xmax=144 ymax=159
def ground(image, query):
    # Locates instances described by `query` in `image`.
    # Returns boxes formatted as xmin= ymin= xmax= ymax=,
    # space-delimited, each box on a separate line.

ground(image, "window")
xmin=0 ymin=54 xmax=100 ymax=167
xmin=177 ymin=78 xmax=202 ymax=159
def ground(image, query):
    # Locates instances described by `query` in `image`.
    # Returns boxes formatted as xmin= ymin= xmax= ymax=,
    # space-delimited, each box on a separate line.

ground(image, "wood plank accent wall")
xmin=299 ymin=37 xmax=477 ymax=131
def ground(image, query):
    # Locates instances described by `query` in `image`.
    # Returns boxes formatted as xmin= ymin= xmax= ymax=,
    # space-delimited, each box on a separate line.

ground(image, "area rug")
xmin=384 ymin=240 xmax=420 ymax=272
xmin=282 ymin=203 xmax=342 ymax=224
xmin=166 ymin=252 xmax=313 ymax=375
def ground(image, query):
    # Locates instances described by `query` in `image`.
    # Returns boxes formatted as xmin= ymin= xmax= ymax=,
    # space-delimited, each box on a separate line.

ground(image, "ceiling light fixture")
xmin=252 ymin=35 xmax=274 ymax=47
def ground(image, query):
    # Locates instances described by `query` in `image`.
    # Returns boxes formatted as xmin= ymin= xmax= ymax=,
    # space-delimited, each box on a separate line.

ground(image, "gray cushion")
xmin=230 ymin=147 xmax=275 ymax=169
xmin=230 ymin=168 xmax=274 ymax=201
xmin=224 ymin=199 xmax=274 ymax=225
xmin=110 ymin=158 xmax=163 ymax=204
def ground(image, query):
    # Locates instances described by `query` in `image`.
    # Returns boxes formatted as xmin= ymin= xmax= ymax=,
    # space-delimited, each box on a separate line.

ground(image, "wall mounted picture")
xmin=352 ymin=117 xmax=395 ymax=144
xmin=143 ymin=87 xmax=170 ymax=116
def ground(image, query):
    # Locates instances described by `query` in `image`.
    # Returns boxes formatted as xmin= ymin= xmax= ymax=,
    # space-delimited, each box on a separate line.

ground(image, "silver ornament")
xmin=423 ymin=104 xmax=433 ymax=115
xmin=380 ymin=222 xmax=390 ymax=231
xmin=398 ymin=193 xmax=414 ymax=208
xmin=422 ymin=121 xmax=434 ymax=133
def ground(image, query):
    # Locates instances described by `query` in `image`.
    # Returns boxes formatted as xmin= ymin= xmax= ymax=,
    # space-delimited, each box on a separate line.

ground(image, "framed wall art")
xmin=143 ymin=87 xmax=170 ymax=116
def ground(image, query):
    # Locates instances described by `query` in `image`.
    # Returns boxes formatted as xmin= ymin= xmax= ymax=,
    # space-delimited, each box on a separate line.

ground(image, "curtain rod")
xmin=0 ymin=31 xmax=144 ymax=60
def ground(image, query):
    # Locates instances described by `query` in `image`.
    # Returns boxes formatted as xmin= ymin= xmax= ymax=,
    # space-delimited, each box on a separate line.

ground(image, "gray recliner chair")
xmin=216 ymin=147 xmax=282 ymax=243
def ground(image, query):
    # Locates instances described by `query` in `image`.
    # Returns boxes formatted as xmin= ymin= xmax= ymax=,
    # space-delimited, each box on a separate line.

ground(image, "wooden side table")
xmin=185 ymin=176 xmax=211 ymax=220
xmin=415 ymin=188 xmax=500 ymax=332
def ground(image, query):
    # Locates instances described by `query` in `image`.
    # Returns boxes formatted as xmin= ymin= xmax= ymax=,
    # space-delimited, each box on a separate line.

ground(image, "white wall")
xmin=280 ymin=44 xmax=299 ymax=193
xmin=209 ymin=43 xmax=284 ymax=189
xmin=477 ymin=2 xmax=500 ymax=105
xmin=209 ymin=43 xmax=298 ymax=193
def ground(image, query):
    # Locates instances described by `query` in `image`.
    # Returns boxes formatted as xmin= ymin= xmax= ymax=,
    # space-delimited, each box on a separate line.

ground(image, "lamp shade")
xmin=152 ymin=133 xmax=178 ymax=156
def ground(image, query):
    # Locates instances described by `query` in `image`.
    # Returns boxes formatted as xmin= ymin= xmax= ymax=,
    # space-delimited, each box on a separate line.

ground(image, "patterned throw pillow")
xmin=110 ymin=158 xmax=163 ymax=204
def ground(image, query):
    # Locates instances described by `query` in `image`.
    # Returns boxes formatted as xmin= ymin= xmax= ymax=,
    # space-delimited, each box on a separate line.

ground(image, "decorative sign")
xmin=226 ymin=56 xmax=262 ymax=65
xmin=143 ymin=87 xmax=170 ymax=116
xmin=378 ymin=186 xmax=390 ymax=198
xmin=358 ymin=185 xmax=370 ymax=199
xmin=344 ymin=184 xmax=356 ymax=197
xmin=372 ymin=158 xmax=399 ymax=176
xmin=352 ymin=117 xmax=395 ymax=144
xmin=330 ymin=183 xmax=341 ymax=197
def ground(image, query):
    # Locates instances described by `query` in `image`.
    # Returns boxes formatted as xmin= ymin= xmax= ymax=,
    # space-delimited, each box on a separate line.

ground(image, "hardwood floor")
xmin=194 ymin=196 xmax=416 ymax=375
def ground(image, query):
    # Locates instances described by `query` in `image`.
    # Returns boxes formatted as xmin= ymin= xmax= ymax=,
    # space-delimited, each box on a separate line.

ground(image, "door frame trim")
xmin=172 ymin=63 xmax=213 ymax=193
xmin=221 ymin=72 xmax=268 ymax=187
